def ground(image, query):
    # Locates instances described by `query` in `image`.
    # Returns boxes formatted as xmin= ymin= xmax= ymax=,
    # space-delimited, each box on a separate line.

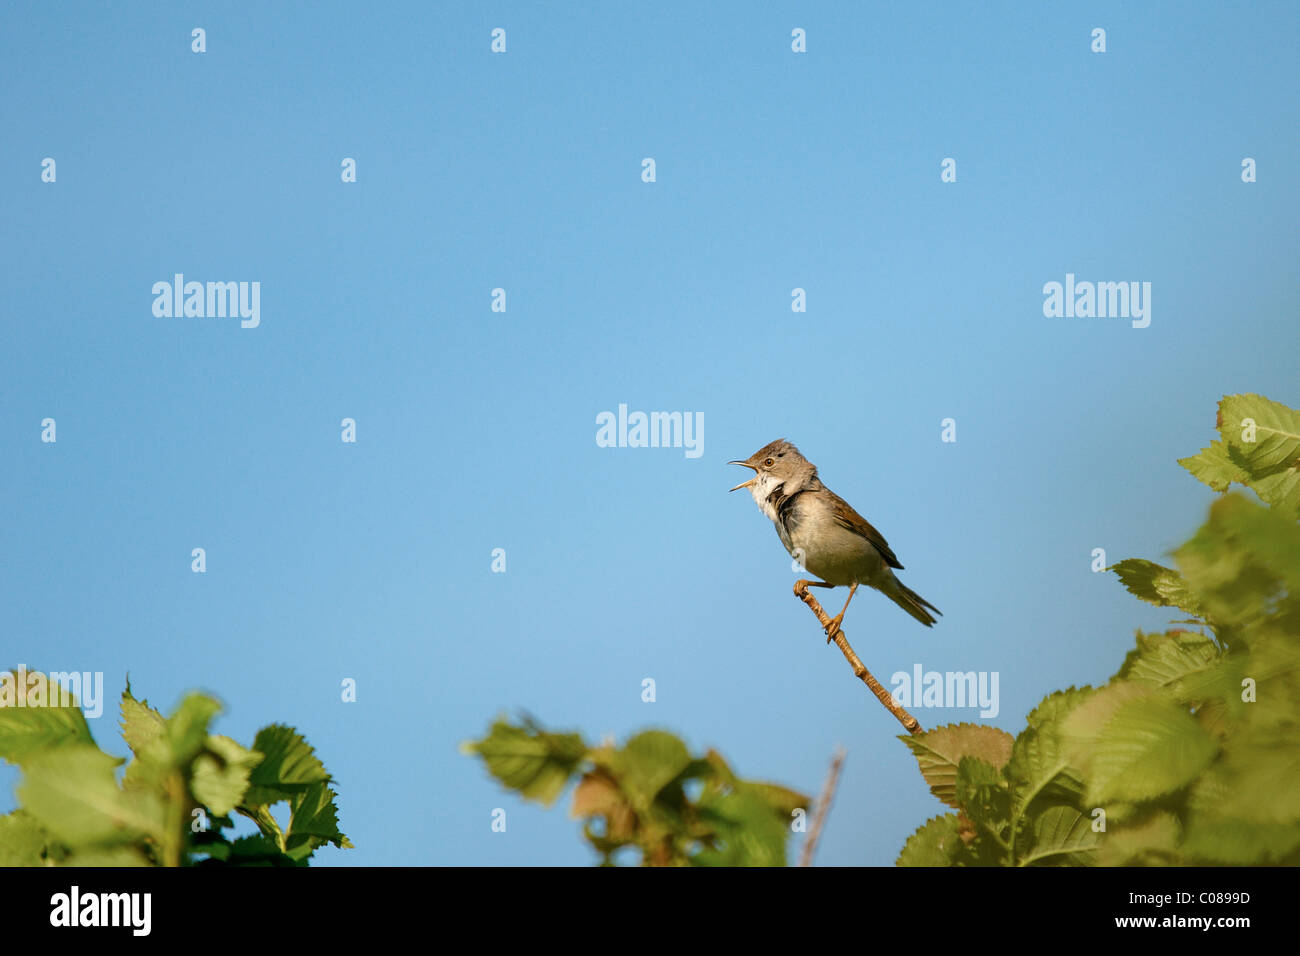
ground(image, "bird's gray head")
xmin=728 ymin=440 xmax=818 ymax=511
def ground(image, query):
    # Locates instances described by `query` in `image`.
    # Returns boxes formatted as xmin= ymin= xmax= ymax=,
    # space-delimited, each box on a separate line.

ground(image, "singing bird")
xmin=729 ymin=439 xmax=941 ymax=634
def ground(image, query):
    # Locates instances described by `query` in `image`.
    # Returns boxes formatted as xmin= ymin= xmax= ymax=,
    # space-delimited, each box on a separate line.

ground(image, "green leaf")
xmin=1176 ymin=494 xmax=1300 ymax=629
xmin=0 ymin=670 xmax=96 ymax=766
xmin=1061 ymin=680 xmax=1148 ymax=739
xmin=897 ymin=814 xmax=966 ymax=867
xmin=462 ymin=717 xmax=587 ymax=807
xmin=192 ymin=734 xmax=263 ymax=817
xmin=0 ymin=811 xmax=51 ymax=866
xmin=700 ymin=748 xmax=737 ymax=788
xmin=1203 ymin=730 xmax=1300 ymax=825
xmin=1082 ymin=694 xmax=1219 ymax=804
xmin=1179 ymin=439 xmax=1249 ymax=492
xmin=890 ymin=392 xmax=1300 ymax=868
xmin=243 ymin=724 xmax=333 ymax=806
xmin=60 ymin=846 xmax=153 ymax=867
xmin=1247 ymin=470 xmax=1300 ymax=521
xmin=164 ymin=693 xmax=223 ymax=766
xmin=1024 ymin=686 xmax=1095 ymax=731
xmin=199 ymin=834 xmax=304 ymax=867
xmin=1183 ymin=817 xmax=1300 ymax=865
xmin=693 ymin=787 xmax=788 ymax=866
xmin=284 ymin=781 xmax=352 ymax=860
xmin=119 ymin=684 xmax=167 ymax=756
xmin=1110 ymin=560 xmax=1203 ymax=616
xmin=1020 ymin=806 xmax=1099 ymax=866
xmin=1099 ymin=811 xmax=1181 ymax=866
xmin=1006 ymin=688 xmax=1093 ymax=818
xmin=1179 ymin=393 xmax=1300 ymax=517
xmin=902 ymin=723 xmax=1015 ymax=809
xmin=616 ymin=731 xmax=693 ymax=810
xmin=743 ymin=781 xmax=810 ymax=817
xmin=237 ymin=804 xmax=286 ymax=849
xmin=122 ymin=691 xmax=223 ymax=794
xmin=955 ymin=756 xmax=1010 ymax=836
xmin=1116 ymin=630 xmax=1220 ymax=695
xmin=1218 ymin=393 xmax=1300 ymax=517
xmin=18 ymin=745 xmax=165 ymax=847
xmin=1182 ymin=764 xmax=1300 ymax=864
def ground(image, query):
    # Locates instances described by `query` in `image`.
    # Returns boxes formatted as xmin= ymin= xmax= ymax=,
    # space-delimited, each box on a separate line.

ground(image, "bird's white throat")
xmin=746 ymin=473 xmax=786 ymax=523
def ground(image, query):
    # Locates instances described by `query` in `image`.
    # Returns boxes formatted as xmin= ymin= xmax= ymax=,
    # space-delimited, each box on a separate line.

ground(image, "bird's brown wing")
xmin=828 ymin=491 xmax=904 ymax=569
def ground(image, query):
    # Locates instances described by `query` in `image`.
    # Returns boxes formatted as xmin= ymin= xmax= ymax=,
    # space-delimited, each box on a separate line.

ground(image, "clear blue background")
xmin=2 ymin=1 xmax=1297 ymax=866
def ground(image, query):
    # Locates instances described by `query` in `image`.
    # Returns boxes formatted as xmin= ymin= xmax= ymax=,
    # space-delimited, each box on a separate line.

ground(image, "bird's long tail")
xmin=887 ymin=578 xmax=942 ymax=628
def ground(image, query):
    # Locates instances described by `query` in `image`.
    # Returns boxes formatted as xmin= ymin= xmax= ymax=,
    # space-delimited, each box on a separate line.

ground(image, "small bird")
xmin=729 ymin=439 xmax=940 ymax=634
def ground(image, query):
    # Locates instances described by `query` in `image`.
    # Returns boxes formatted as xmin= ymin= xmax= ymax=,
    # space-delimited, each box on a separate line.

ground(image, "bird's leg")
xmin=823 ymin=583 xmax=859 ymax=644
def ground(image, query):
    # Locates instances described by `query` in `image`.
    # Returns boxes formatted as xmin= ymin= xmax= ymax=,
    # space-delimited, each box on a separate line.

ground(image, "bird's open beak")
xmin=728 ymin=460 xmax=757 ymax=492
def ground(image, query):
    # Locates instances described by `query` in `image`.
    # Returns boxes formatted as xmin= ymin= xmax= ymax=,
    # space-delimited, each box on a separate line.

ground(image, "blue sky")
xmin=1 ymin=1 xmax=1297 ymax=866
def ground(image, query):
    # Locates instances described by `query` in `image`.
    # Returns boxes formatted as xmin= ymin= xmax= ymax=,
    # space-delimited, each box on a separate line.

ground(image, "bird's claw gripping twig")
xmin=824 ymin=615 xmax=845 ymax=644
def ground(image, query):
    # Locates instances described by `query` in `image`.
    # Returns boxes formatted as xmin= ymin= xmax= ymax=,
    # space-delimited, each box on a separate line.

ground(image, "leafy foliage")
xmin=899 ymin=392 xmax=1300 ymax=865
xmin=0 ymin=678 xmax=350 ymax=866
xmin=1179 ymin=393 xmax=1300 ymax=519
xmin=464 ymin=716 xmax=809 ymax=866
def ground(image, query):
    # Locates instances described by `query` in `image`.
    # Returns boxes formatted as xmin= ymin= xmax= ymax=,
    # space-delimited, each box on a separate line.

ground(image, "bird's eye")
xmin=764 ymin=458 xmax=774 ymax=467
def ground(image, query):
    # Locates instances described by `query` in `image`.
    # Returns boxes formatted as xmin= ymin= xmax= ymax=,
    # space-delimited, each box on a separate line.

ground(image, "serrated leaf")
xmin=897 ymin=814 xmax=966 ymax=867
xmin=122 ymin=692 xmax=223 ymax=796
xmin=284 ymin=781 xmax=352 ymax=860
xmin=1007 ymin=689 xmax=1094 ymax=817
xmin=1061 ymin=682 xmax=1149 ymax=742
xmin=236 ymin=804 xmax=287 ymax=851
xmin=1218 ymin=393 xmax=1300 ymax=517
xmin=1020 ymin=806 xmax=1099 ymax=866
xmin=1083 ymin=694 xmax=1218 ymax=804
xmin=1179 ymin=439 xmax=1249 ymax=492
xmin=1116 ymin=630 xmax=1220 ymax=694
xmin=119 ymin=685 xmax=167 ymax=756
xmin=1024 ymin=686 xmax=1095 ymax=730
xmin=243 ymin=724 xmax=332 ymax=806
xmin=902 ymin=723 xmax=1015 ymax=809
xmin=1247 ymin=469 xmax=1300 ymax=520
xmin=955 ymin=756 xmax=1010 ymax=836
xmin=1110 ymin=560 xmax=1203 ymax=616
xmin=216 ymin=834 xmax=304 ymax=867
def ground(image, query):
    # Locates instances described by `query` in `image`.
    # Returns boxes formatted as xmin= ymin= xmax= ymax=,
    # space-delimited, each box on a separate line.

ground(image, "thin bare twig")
xmin=794 ymin=580 xmax=924 ymax=735
xmin=798 ymin=745 xmax=846 ymax=867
